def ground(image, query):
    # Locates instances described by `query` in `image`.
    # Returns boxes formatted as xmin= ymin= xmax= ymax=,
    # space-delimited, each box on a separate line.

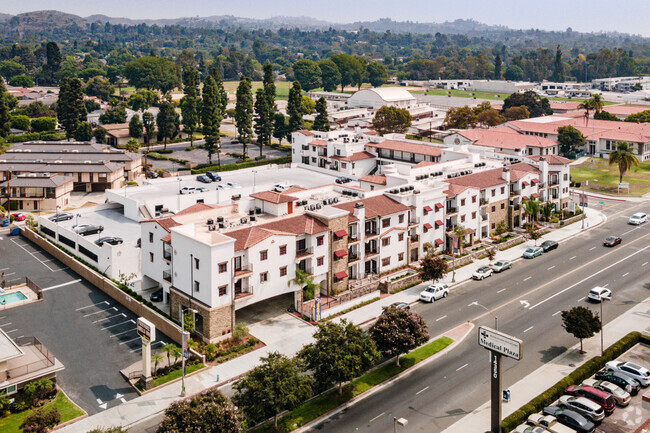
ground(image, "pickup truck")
xmin=528 ymin=413 xmax=576 ymax=433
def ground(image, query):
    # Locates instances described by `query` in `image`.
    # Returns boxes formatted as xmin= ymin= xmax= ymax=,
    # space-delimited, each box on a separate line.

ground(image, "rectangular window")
xmin=460 ymin=215 xmax=465 ymax=223
xmin=382 ymin=218 xmax=390 ymax=228
xmin=194 ymin=257 xmax=200 ymax=270
xmin=260 ymin=272 xmax=268 ymax=283
xmin=398 ymin=253 xmax=404 ymax=261
xmin=491 ymin=189 xmax=496 ymax=197
xmin=491 ymin=205 xmax=496 ymax=212
xmin=500 ymin=187 xmax=505 ymax=194
xmin=280 ymin=266 xmax=287 ymax=277
xmin=398 ymin=214 xmax=405 ymax=224
xmin=149 ymin=232 xmax=154 ymax=243
xmin=279 ymin=245 xmax=287 ymax=255
xmin=260 ymin=250 xmax=268 ymax=261
xmin=491 ymin=223 xmax=496 ymax=229
xmin=149 ymin=252 xmax=154 ymax=262
xmin=382 ymin=237 xmax=390 ymax=247
xmin=501 ymin=203 xmax=505 ymax=209
xmin=398 ymin=233 xmax=404 ymax=242
xmin=472 ymin=195 xmax=477 ymax=203
xmin=194 ymin=280 xmax=200 ymax=292
xmin=317 ymin=256 xmax=324 ymax=266
xmin=342 ymin=163 xmax=347 ymax=169
xmin=317 ymin=236 xmax=324 ymax=246
xmin=218 ymin=262 xmax=227 ymax=273
xmin=382 ymin=257 xmax=390 ymax=267
xmin=461 ymin=198 xmax=466 ymax=206
xmin=472 ymin=212 xmax=476 ymax=219
xmin=219 ymin=285 xmax=227 ymax=296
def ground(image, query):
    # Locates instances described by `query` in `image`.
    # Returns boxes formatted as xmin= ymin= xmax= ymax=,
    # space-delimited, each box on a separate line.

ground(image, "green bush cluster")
xmin=146 ymin=151 xmax=188 ymax=165
xmin=501 ymin=331 xmax=642 ymax=432
xmin=205 ymin=337 xmax=260 ymax=362
xmin=192 ymin=155 xmax=291 ymax=174
xmin=6 ymin=131 xmax=66 ymax=143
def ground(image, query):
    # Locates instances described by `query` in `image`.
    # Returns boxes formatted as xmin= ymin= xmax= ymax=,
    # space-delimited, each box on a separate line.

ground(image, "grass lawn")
xmin=413 ymin=88 xmax=509 ymax=100
xmin=222 ymin=81 xmax=292 ymax=99
xmin=256 ymin=336 xmax=453 ymax=432
xmin=570 ymin=157 xmax=650 ymax=195
xmin=145 ymin=363 xmax=205 ymax=390
xmin=0 ymin=391 xmax=84 ymax=433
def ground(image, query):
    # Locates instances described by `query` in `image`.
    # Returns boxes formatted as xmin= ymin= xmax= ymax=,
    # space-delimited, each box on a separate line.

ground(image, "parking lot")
xmin=0 ymin=233 xmax=173 ymax=414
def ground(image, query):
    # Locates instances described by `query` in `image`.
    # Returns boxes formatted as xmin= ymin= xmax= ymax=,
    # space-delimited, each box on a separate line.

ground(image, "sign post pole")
xmin=490 ymin=350 xmax=502 ymax=433
xmin=137 ymin=318 xmax=156 ymax=390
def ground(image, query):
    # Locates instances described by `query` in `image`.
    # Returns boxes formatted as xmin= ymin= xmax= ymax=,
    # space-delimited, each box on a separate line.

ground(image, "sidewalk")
xmin=57 ymin=207 xmax=606 ymax=432
xmin=442 ymin=296 xmax=650 ymax=433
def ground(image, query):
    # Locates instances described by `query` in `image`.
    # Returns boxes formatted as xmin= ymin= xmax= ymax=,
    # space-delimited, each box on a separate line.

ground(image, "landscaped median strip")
xmin=254 ymin=326 xmax=466 ymax=432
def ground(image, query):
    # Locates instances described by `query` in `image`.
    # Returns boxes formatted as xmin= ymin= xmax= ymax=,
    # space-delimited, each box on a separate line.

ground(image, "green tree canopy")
xmin=0 ymin=60 xmax=27 ymax=79
xmin=293 ymin=59 xmax=322 ymax=92
xmin=10 ymin=114 xmax=30 ymax=131
xmin=561 ymin=306 xmax=601 ymax=353
xmin=318 ymin=60 xmax=341 ymax=92
xmin=372 ymin=105 xmax=412 ymax=135
xmin=330 ymin=54 xmax=364 ymax=91
xmin=125 ymin=138 xmax=140 ymax=153
xmin=557 ymin=125 xmax=586 ymax=156
xmin=418 ymin=252 xmax=449 ymax=282
xmin=124 ymin=56 xmax=182 ymax=94
xmin=366 ymin=61 xmax=389 ymax=87
xmin=129 ymin=113 xmax=143 ymax=139
xmin=128 ymin=89 xmax=160 ymax=112
xmin=235 ymin=76 xmax=254 ymax=158
xmin=503 ymin=64 xmax=524 ymax=81
xmin=370 ymin=307 xmax=429 ymax=366
xmin=156 ymin=97 xmax=180 ymax=149
xmin=157 ymin=389 xmax=243 ymax=433
xmin=594 ymin=110 xmax=620 ymax=121
xmin=99 ymin=105 xmax=127 ymax=125
xmin=233 ymin=352 xmax=313 ymax=427
xmin=56 ymin=77 xmax=87 ymax=139
xmin=503 ymin=105 xmax=530 ymax=121
xmin=254 ymin=87 xmax=274 ymax=156
xmin=502 ymin=91 xmax=552 ymax=118
xmin=74 ymin=121 xmax=93 ymax=141
xmin=202 ymin=75 xmax=222 ymax=165
xmin=180 ymin=66 xmax=200 ymax=146
xmin=8 ymin=75 xmax=34 ymax=87
xmin=624 ymin=110 xmax=650 ymax=123
xmin=286 ymin=81 xmax=304 ymax=135
xmin=313 ymin=97 xmax=330 ymax=132
xmin=30 ymin=117 xmax=56 ymax=132
xmin=299 ymin=319 xmax=379 ymax=394
xmin=477 ymin=108 xmax=506 ymax=127
xmin=84 ymin=76 xmax=114 ymax=101
xmin=273 ymin=112 xmax=288 ymax=144
xmin=443 ymin=105 xmax=477 ymax=130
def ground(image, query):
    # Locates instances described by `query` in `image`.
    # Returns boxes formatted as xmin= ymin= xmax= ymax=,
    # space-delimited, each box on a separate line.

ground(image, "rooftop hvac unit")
xmin=351 ymin=192 xmax=358 ymax=197
xmin=250 ymin=216 xmax=256 ymax=222
xmin=400 ymin=187 xmax=406 ymax=192
xmin=219 ymin=222 xmax=225 ymax=228
xmin=323 ymin=199 xmax=328 ymax=205
xmin=316 ymin=204 xmax=322 ymax=209
xmin=241 ymin=217 xmax=248 ymax=224
xmin=207 ymin=218 xmax=214 ymax=225
xmin=249 ymin=209 xmax=255 ymax=215
xmin=409 ymin=185 xmax=414 ymax=190
xmin=333 ymin=197 xmax=339 ymax=203
xmin=413 ymin=190 xmax=420 ymax=194
xmin=217 ymin=216 xmax=224 ymax=222
xmin=256 ymin=208 xmax=262 ymax=214
xmin=208 ymin=224 xmax=216 ymax=231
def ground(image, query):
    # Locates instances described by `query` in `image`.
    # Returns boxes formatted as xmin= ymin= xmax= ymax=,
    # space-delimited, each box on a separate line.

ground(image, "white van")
xmin=628 ymin=212 xmax=647 ymax=225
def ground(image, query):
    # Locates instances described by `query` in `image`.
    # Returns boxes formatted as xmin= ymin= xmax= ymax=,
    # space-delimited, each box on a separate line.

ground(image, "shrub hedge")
xmin=500 ymin=331 xmax=643 ymax=432
xmin=192 ymin=155 xmax=291 ymax=174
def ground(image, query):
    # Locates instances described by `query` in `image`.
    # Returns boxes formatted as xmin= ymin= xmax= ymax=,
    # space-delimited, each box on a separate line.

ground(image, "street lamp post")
xmin=470 ymin=301 xmax=498 ymax=330
xmin=600 ymin=295 xmax=611 ymax=356
xmin=581 ymin=181 xmax=588 ymax=229
xmin=393 ymin=417 xmax=408 ymax=433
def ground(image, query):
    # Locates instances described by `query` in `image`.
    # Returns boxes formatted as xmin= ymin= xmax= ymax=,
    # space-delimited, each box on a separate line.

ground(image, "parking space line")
xmin=2 ymin=272 xmax=15 ymax=277
xmin=0 ymin=268 xmax=9 ymax=271
xmin=119 ymin=336 xmax=141 ymax=345
xmin=523 ymin=276 xmax=532 ymax=281
xmin=578 ymin=297 xmax=586 ymax=302
xmin=103 ymin=319 xmax=135 ymax=330
xmin=416 ymin=386 xmax=430 ymax=395
xmin=111 ymin=328 xmax=137 ymax=337
xmin=76 ymin=301 xmax=109 ymax=311
xmin=369 ymin=412 xmax=385 ymax=423
xmin=42 ymin=279 xmax=82 ymax=291
xmin=622 ymin=272 xmax=629 ymax=277
xmin=10 ymin=239 xmax=66 ymax=272
xmin=589 ymin=246 xmax=596 ymax=251
xmin=0 ymin=322 xmax=12 ymax=327
xmin=497 ymin=288 xmax=506 ymax=293
xmin=547 ymin=266 xmax=555 ymax=270
xmin=5 ymin=329 xmax=17 ymax=333
xmin=643 ymin=262 xmax=648 ymax=266
xmin=569 ymin=256 xmax=576 ymax=260
xmin=93 ymin=313 xmax=126 ymax=324
xmin=83 ymin=307 xmax=117 ymax=317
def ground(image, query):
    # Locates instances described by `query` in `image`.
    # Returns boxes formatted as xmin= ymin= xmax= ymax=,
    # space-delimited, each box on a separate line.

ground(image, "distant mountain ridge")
xmin=0 ymin=10 xmax=645 ymax=39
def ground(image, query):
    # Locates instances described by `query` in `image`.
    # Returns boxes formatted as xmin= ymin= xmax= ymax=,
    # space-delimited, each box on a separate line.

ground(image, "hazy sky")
xmin=3 ymin=0 xmax=649 ymax=36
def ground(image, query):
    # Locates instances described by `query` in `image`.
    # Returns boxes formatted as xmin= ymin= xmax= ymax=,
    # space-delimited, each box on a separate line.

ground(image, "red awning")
xmin=334 ymin=249 xmax=348 ymax=258
xmin=522 ymin=181 xmax=530 ymax=186
xmin=423 ymin=205 xmax=433 ymax=212
xmin=334 ymin=230 xmax=348 ymax=238
xmin=423 ymin=223 xmax=433 ymax=229
xmin=522 ymin=196 xmax=529 ymax=200
xmin=434 ymin=203 xmax=444 ymax=210
xmin=435 ymin=238 xmax=443 ymax=246
xmin=435 ymin=220 xmax=443 ymax=227
xmin=532 ymin=193 xmax=540 ymax=199
xmin=531 ymin=178 xmax=540 ymax=184
xmin=466 ymin=228 xmax=475 ymax=234
xmin=335 ymin=271 xmax=348 ymax=279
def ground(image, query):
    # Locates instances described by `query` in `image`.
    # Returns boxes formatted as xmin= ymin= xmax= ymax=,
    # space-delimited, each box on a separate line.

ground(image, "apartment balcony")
xmin=446 ymin=207 xmax=458 ymax=215
xmin=409 ymin=218 xmax=419 ymax=226
xmin=162 ymin=270 xmax=172 ymax=283
xmin=234 ymin=265 xmax=253 ymax=279
xmin=365 ymin=229 xmax=379 ymax=238
xmin=510 ymin=190 xmax=520 ymax=197
xmin=318 ymin=149 xmax=328 ymax=157
xmin=549 ymin=179 xmax=559 ymax=186
xmin=480 ymin=198 xmax=488 ymax=206
xmin=348 ymin=252 xmax=360 ymax=263
xmin=481 ymin=214 xmax=488 ymax=221
xmin=5 ymin=337 xmax=63 ymax=388
xmin=348 ymin=234 xmax=360 ymax=243
xmin=162 ymin=249 xmax=172 ymax=262
xmin=301 ymin=145 xmax=309 ymax=150
xmin=410 ymin=234 xmax=420 ymax=242
xmin=295 ymin=247 xmax=314 ymax=260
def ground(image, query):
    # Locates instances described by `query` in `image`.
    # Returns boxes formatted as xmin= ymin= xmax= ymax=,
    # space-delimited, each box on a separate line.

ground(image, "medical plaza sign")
xmin=478 ymin=326 xmax=523 ymax=361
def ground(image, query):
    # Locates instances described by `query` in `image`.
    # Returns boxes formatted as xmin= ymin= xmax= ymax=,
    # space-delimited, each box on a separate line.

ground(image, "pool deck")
xmin=0 ymin=283 xmax=39 ymax=310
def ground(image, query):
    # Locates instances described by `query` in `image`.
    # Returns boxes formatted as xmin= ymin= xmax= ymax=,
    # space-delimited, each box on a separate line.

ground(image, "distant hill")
xmin=0 ymin=13 xmax=12 ymax=23
xmin=4 ymin=10 xmax=87 ymax=31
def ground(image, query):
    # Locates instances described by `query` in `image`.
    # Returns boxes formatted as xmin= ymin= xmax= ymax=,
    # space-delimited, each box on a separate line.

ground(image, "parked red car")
xmin=11 ymin=213 xmax=26 ymax=221
xmin=566 ymin=384 xmax=616 ymax=415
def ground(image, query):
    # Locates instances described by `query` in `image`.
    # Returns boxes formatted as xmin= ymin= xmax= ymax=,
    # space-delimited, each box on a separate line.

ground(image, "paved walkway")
xmin=441 ymin=296 xmax=650 ymax=433
xmin=57 ymin=207 xmax=607 ymax=432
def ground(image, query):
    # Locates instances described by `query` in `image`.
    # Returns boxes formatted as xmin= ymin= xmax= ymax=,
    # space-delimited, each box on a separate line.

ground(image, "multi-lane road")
xmin=308 ymin=199 xmax=650 ymax=433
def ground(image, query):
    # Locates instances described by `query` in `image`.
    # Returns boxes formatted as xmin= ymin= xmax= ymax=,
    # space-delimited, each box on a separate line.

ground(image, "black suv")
xmin=95 ymin=236 xmax=123 ymax=246
xmin=541 ymin=240 xmax=558 ymax=252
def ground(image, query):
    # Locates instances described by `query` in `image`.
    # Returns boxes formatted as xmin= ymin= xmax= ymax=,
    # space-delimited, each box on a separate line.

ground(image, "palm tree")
xmin=161 ymin=343 xmax=176 ymax=368
xmin=523 ymin=199 xmax=540 ymax=225
xmin=541 ymin=202 xmax=555 ymax=222
xmin=453 ymin=225 xmax=467 ymax=252
xmin=151 ymin=352 xmax=163 ymax=375
xmin=170 ymin=346 xmax=182 ymax=366
xmin=578 ymin=99 xmax=594 ymax=126
xmin=288 ymin=268 xmax=318 ymax=300
xmin=590 ymin=94 xmax=604 ymax=114
xmin=609 ymin=141 xmax=640 ymax=184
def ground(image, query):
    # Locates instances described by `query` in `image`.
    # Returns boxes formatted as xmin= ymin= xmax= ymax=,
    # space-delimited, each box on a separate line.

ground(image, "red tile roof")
xmin=359 ymin=174 xmax=387 ymax=185
xmin=527 ymin=154 xmax=572 ymax=165
xmin=309 ymin=139 xmax=327 ymax=147
xmin=413 ymin=160 xmax=438 ymax=169
xmin=508 ymin=116 xmax=650 ymax=143
xmin=443 ymin=184 xmax=468 ymax=196
xmin=445 ymin=163 xmax=539 ymax=190
xmin=334 ymin=194 xmax=410 ymax=218
xmin=250 ymin=191 xmax=298 ymax=204
xmin=603 ymin=105 xmax=648 ymax=116
xmin=367 ymin=139 xmax=442 ymax=157
xmin=330 ymin=151 xmax=375 ymax=162
xmin=175 ymin=203 xmax=219 ymax=216
xmin=225 ymin=214 xmax=329 ymax=251
xmin=141 ymin=203 xmax=220 ymax=232
xmin=548 ymin=101 xmax=582 ymax=111
xmin=457 ymin=128 xmax=558 ymax=149
xmin=297 ymin=130 xmax=314 ymax=136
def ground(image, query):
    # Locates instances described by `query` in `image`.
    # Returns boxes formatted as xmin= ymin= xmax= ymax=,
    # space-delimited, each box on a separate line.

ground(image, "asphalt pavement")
xmin=306 ymin=199 xmax=650 ymax=432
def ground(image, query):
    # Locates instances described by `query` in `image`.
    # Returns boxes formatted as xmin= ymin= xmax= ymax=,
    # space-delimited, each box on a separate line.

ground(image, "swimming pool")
xmin=0 ymin=291 xmax=27 ymax=305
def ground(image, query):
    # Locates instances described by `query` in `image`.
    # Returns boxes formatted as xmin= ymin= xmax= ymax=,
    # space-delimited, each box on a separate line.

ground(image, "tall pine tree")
xmin=254 ymin=88 xmax=273 ymax=157
xmin=44 ymin=42 xmax=61 ymax=84
xmin=273 ymin=113 xmax=288 ymax=146
xmin=313 ymin=97 xmax=330 ymax=132
xmin=553 ymin=45 xmax=565 ymax=82
xmin=235 ymin=76 xmax=253 ymax=159
xmin=494 ymin=53 xmax=502 ymax=79
xmin=286 ymin=81 xmax=304 ymax=138
xmin=156 ymin=96 xmax=180 ymax=150
xmin=202 ymin=75 xmax=222 ymax=166
xmin=57 ymin=77 xmax=87 ymax=140
xmin=181 ymin=66 xmax=199 ymax=146
xmin=0 ymin=79 xmax=10 ymax=138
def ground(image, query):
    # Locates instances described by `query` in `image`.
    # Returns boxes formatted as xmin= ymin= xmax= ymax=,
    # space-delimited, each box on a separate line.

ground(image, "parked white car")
xmin=490 ymin=260 xmax=512 ymax=273
xmin=604 ymin=361 xmax=650 ymax=387
xmin=514 ymin=425 xmax=547 ymax=433
xmin=527 ymin=413 xmax=576 ymax=433
xmin=558 ymin=396 xmax=604 ymax=422
xmin=472 ymin=266 xmax=493 ymax=280
xmin=179 ymin=186 xmax=196 ymax=194
xmin=628 ymin=212 xmax=647 ymax=225
xmin=419 ymin=283 xmax=449 ymax=303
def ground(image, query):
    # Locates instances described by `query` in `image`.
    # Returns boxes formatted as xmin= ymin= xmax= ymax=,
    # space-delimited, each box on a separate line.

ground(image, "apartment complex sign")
xmin=478 ymin=326 xmax=522 ymax=360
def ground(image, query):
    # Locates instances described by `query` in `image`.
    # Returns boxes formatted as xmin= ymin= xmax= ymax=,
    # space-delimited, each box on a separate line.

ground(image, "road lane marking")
xmin=436 ymin=315 xmax=447 ymax=322
xmin=42 ymin=279 xmax=82 ymax=291
xmin=552 ymin=311 xmax=562 ymax=317
xmin=578 ymin=297 xmax=586 ymax=302
xmin=621 ymin=227 xmax=639 ymax=236
xmin=497 ymin=288 xmax=506 ymax=293
xmin=622 ymin=272 xmax=629 ymax=277
xmin=2 ymin=272 xmax=15 ymax=277
xmin=547 ymin=266 xmax=555 ymax=270
xmin=523 ymin=326 xmax=534 ymax=333
xmin=456 ymin=363 xmax=468 ymax=371
xmin=569 ymin=256 xmax=576 ymax=260
xmin=528 ymin=243 xmax=650 ymax=310
xmin=589 ymin=247 xmax=596 ymax=251
xmin=603 ymin=284 xmax=608 ymax=287
xmin=369 ymin=412 xmax=385 ymax=423
xmin=416 ymin=386 xmax=430 ymax=395
xmin=0 ymin=268 xmax=9 ymax=271
xmin=523 ymin=277 xmax=532 ymax=281
xmin=76 ymin=301 xmax=109 ymax=311
xmin=643 ymin=262 xmax=648 ymax=266
xmin=5 ymin=329 xmax=17 ymax=333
